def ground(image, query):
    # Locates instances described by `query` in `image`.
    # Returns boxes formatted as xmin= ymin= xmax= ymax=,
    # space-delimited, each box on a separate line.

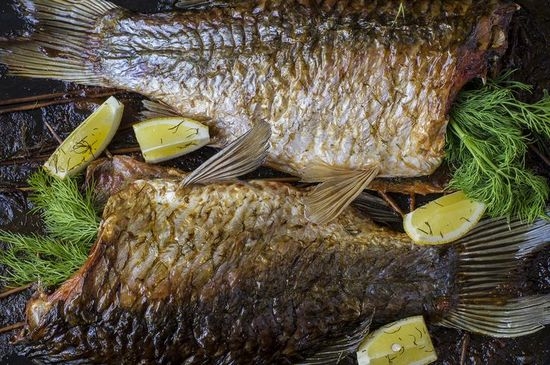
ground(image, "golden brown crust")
xmin=96 ymin=0 xmax=514 ymax=178
xmin=18 ymin=160 xmax=452 ymax=363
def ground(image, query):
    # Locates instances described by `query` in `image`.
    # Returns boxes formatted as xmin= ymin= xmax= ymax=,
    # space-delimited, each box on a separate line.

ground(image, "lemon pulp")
xmin=44 ymin=96 xmax=124 ymax=179
xmin=132 ymin=117 xmax=209 ymax=163
xmin=356 ymin=315 xmax=437 ymax=365
xmin=403 ymin=190 xmax=487 ymax=245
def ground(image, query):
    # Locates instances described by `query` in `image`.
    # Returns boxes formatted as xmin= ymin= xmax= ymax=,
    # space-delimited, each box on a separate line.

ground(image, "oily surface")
xmin=17 ymin=160 xmax=451 ymax=363
xmin=1 ymin=0 xmax=550 ymax=364
xmin=0 ymin=0 xmax=515 ymax=178
xmin=89 ymin=0 xmax=512 ymax=178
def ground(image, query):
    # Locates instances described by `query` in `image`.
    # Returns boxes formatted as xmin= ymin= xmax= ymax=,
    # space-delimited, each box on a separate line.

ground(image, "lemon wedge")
xmin=132 ymin=117 xmax=210 ymax=163
xmin=44 ymin=96 xmax=124 ymax=179
xmin=403 ymin=190 xmax=486 ymax=245
xmin=356 ymin=315 xmax=437 ymax=365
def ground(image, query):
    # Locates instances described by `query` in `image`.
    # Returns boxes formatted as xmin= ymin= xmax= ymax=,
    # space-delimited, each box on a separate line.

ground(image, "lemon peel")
xmin=44 ymin=96 xmax=124 ymax=179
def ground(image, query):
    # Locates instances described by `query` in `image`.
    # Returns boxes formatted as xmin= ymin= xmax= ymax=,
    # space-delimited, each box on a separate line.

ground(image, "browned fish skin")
xmin=16 ymin=157 xmax=454 ymax=364
xmin=7 ymin=0 xmax=515 ymax=178
xmin=92 ymin=0 xmax=513 ymax=177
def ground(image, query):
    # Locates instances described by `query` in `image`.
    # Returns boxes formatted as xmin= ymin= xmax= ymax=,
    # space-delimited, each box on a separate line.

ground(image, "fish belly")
xmin=95 ymin=0 xmax=512 ymax=177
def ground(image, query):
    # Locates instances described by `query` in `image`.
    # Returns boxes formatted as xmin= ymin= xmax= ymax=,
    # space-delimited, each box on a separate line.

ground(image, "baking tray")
xmin=1 ymin=1 xmax=550 ymax=364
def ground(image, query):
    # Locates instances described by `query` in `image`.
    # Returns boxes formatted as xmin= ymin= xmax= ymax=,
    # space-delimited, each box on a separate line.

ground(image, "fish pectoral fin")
xmin=295 ymin=315 xmax=372 ymax=365
xmin=140 ymin=100 xmax=181 ymax=119
xmin=439 ymin=211 xmax=550 ymax=337
xmin=352 ymin=191 xmax=403 ymax=227
xmin=180 ymin=120 xmax=271 ymax=186
xmin=302 ymin=164 xmax=380 ymax=225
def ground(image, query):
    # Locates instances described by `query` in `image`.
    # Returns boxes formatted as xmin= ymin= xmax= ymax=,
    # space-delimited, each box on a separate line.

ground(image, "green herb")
xmin=0 ymin=232 xmax=88 ymax=287
xmin=447 ymin=74 xmax=550 ymax=222
xmin=28 ymin=170 xmax=100 ymax=245
xmin=0 ymin=170 xmax=100 ymax=287
xmin=394 ymin=1 xmax=406 ymax=22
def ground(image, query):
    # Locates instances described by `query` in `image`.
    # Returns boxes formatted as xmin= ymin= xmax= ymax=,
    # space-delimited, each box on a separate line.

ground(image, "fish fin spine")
xmin=439 ymin=214 xmax=550 ymax=337
xmin=302 ymin=163 xmax=380 ymax=225
xmin=181 ymin=120 xmax=271 ymax=186
xmin=140 ymin=100 xmax=182 ymax=119
xmin=1 ymin=0 xmax=119 ymax=85
xmin=175 ymin=0 xmax=230 ymax=10
xmin=351 ymin=191 xmax=402 ymax=226
xmin=296 ymin=315 xmax=372 ymax=365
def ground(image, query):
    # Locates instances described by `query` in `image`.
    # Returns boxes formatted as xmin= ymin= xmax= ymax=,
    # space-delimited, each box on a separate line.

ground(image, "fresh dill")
xmin=28 ymin=170 xmax=100 ymax=245
xmin=0 ymin=232 xmax=89 ymax=287
xmin=395 ymin=1 xmax=406 ymax=22
xmin=447 ymin=74 xmax=550 ymax=222
xmin=0 ymin=170 xmax=100 ymax=287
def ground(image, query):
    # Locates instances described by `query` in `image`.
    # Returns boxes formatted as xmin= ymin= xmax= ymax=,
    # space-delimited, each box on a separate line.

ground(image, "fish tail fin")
xmin=439 ymin=213 xmax=550 ymax=337
xmin=0 ymin=0 xmax=119 ymax=85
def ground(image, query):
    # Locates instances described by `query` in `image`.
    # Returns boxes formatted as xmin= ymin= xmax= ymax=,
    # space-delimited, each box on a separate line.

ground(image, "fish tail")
xmin=0 ymin=0 xmax=119 ymax=85
xmin=439 ymin=212 xmax=550 ymax=337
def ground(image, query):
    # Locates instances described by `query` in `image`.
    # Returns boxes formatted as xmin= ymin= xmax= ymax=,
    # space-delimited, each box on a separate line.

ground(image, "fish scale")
xmin=78 ymin=0 xmax=495 ymax=176
xmin=9 ymin=153 xmax=550 ymax=363
xmin=0 ymin=0 xmax=517 ymax=222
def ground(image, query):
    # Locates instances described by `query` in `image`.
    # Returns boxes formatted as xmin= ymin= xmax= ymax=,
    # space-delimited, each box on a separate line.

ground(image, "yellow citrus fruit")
xmin=403 ymin=190 xmax=487 ymax=245
xmin=44 ymin=96 xmax=124 ymax=179
xmin=132 ymin=117 xmax=209 ymax=163
xmin=356 ymin=315 xmax=437 ymax=365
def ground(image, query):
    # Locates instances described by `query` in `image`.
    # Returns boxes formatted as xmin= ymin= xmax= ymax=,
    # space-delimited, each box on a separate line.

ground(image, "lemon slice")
xmin=403 ymin=190 xmax=486 ymax=245
xmin=132 ymin=117 xmax=210 ymax=163
xmin=44 ymin=96 xmax=124 ymax=179
xmin=356 ymin=315 xmax=437 ymax=365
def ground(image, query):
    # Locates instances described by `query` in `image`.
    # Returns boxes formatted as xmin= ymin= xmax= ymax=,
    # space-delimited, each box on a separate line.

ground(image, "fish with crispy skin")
xmin=13 ymin=123 xmax=550 ymax=364
xmin=0 ymin=0 xmax=518 ymax=223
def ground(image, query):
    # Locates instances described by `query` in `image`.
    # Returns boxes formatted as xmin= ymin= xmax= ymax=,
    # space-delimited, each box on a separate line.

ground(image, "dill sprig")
xmin=0 ymin=232 xmax=88 ymax=287
xmin=0 ymin=170 xmax=100 ymax=287
xmin=28 ymin=170 xmax=100 ymax=245
xmin=447 ymin=75 xmax=550 ymax=222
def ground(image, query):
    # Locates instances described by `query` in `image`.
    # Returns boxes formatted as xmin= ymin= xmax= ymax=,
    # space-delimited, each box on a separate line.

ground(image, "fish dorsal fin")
xmin=141 ymin=100 xmax=181 ymax=119
xmin=438 ymin=212 xmax=550 ymax=337
xmin=181 ymin=121 xmax=271 ymax=186
xmin=302 ymin=162 xmax=380 ymax=225
xmin=296 ymin=315 xmax=372 ymax=365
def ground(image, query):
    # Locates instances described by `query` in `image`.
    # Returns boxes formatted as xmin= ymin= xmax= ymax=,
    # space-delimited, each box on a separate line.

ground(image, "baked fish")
xmin=0 ymin=0 xmax=517 ymax=223
xmin=13 ymin=123 xmax=550 ymax=364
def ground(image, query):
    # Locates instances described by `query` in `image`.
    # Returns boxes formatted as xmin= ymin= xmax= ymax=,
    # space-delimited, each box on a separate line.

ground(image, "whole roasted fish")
xmin=0 ymin=0 xmax=517 ymax=223
xmin=14 ymin=124 xmax=550 ymax=364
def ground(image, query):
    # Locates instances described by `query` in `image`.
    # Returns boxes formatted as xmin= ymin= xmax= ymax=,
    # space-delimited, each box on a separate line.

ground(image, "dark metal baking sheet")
xmin=1 ymin=1 xmax=549 ymax=364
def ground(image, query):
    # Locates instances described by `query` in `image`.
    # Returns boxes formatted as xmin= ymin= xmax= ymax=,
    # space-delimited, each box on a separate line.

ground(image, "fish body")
xmin=15 ymin=153 xmax=550 ymax=364
xmin=8 ymin=0 xmax=512 ymax=178
xmin=0 ymin=0 xmax=518 ymax=223
xmin=91 ymin=0 xmax=497 ymax=177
